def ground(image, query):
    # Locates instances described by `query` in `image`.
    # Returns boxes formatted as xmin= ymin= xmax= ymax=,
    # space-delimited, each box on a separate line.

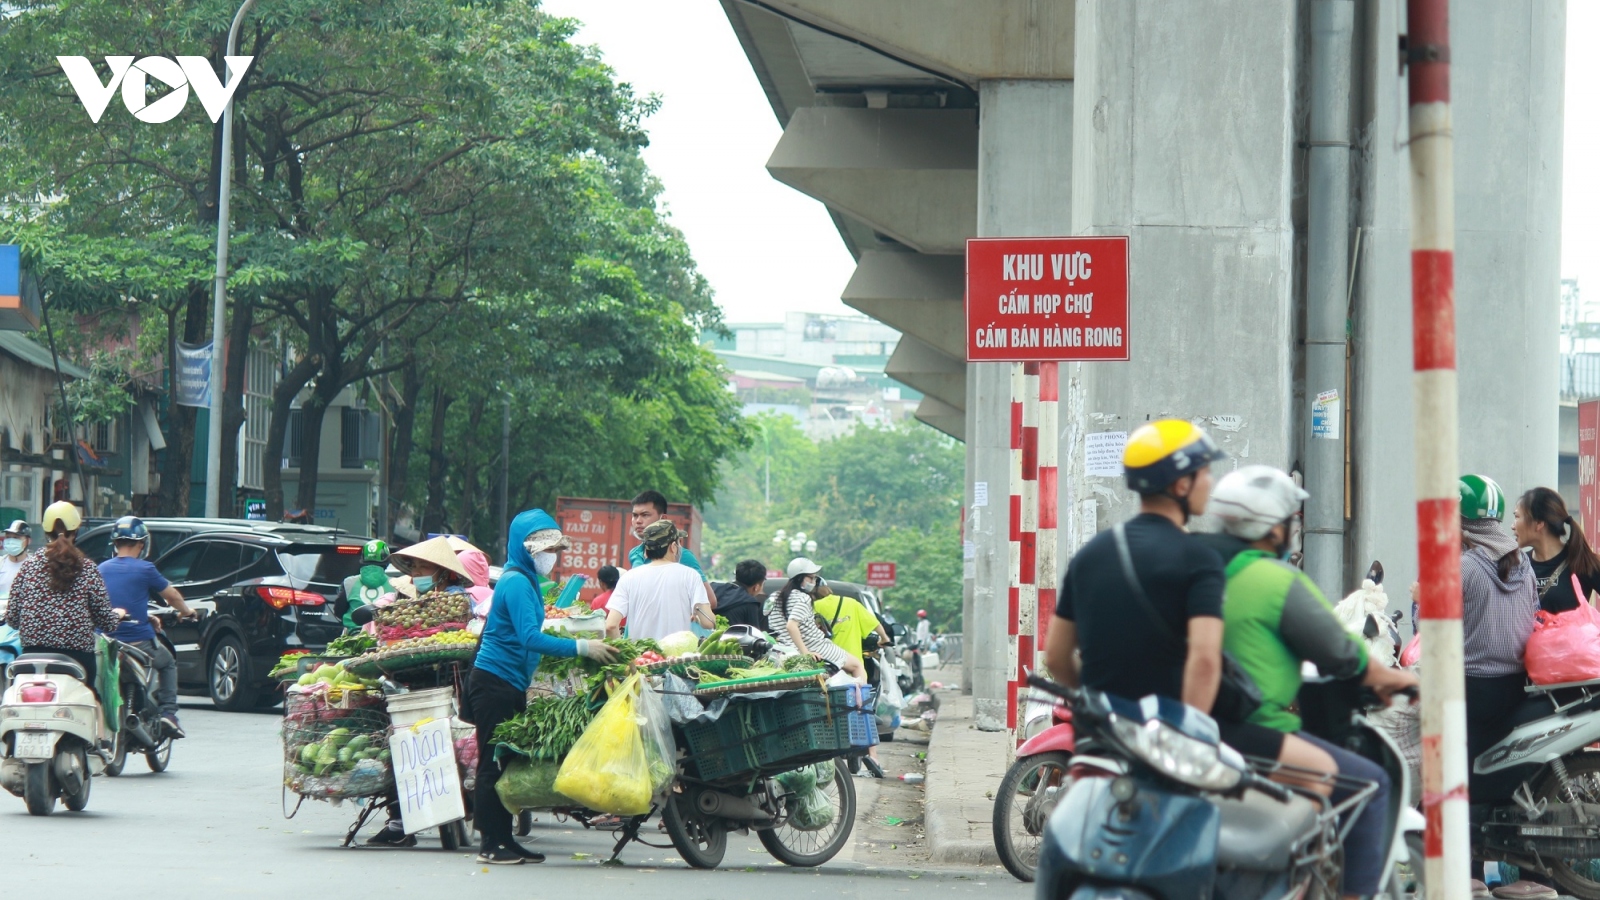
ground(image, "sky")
xmin=546 ymin=1 xmax=1597 ymax=326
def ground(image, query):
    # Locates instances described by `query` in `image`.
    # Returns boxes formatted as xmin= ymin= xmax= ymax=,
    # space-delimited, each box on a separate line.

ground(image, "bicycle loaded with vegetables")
xmin=98 ymin=516 xmax=197 ymax=739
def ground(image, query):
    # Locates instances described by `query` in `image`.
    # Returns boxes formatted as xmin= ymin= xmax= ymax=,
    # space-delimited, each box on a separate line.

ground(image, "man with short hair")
xmin=627 ymin=490 xmax=715 ymax=610
xmin=606 ymin=520 xmax=714 ymax=640
xmin=711 ymin=559 xmax=769 ymax=630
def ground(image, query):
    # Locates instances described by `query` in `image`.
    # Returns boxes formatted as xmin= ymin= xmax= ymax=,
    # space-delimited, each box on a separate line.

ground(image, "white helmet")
xmin=1209 ymin=466 xmax=1308 ymax=540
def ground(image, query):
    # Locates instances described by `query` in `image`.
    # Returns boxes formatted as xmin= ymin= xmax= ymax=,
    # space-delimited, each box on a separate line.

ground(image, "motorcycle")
xmin=1030 ymin=674 xmax=1422 ymax=899
xmin=102 ymin=636 xmax=175 ymax=776
xmin=994 ymin=696 xmax=1075 ymax=881
xmin=0 ymin=651 xmax=108 ymax=815
xmin=1468 ymin=676 xmax=1600 ymax=898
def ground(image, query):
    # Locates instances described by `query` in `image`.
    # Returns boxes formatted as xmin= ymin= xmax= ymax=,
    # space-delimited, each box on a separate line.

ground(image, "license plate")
xmin=14 ymin=731 xmax=53 ymax=759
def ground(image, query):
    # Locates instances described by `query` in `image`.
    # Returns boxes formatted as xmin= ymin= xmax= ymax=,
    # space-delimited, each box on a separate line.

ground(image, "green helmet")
xmin=1459 ymin=474 xmax=1507 ymax=521
xmin=361 ymin=539 xmax=389 ymax=564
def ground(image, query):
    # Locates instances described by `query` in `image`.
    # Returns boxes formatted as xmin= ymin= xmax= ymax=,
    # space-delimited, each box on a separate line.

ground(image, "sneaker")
xmin=509 ymin=842 xmax=545 ymax=863
xmin=863 ymin=757 xmax=885 ymax=779
xmin=1471 ymin=880 xmax=1494 ymax=900
xmin=161 ymin=716 xmax=186 ymax=739
xmin=1492 ymin=882 xmax=1559 ymax=900
xmin=475 ymin=844 xmax=525 ymax=865
xmin=365 ymin=822 xmax=417 ymax=848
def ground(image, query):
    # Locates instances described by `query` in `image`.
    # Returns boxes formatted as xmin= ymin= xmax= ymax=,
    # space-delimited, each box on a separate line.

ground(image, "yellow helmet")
xmin=1123 ymin=420 xmax=1226 ymax=494
xmin=41 ymin=501 xmax=82 ymax=535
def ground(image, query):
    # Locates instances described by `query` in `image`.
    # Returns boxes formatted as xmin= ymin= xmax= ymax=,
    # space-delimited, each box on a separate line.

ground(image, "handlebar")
xmin=1247 ymin=773 xmax=1292 ymax=804
xmin=1026 ymin=672 xmax=1074 ymax=701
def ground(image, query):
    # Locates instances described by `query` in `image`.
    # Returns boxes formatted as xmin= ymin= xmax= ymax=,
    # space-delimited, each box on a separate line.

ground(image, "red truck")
xmin=553 ymin=497 xmax=704 ymax=602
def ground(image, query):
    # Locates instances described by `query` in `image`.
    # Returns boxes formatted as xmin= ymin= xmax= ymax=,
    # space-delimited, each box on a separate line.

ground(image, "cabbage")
xmin=658 ymin=631 xmax=699 ymax=657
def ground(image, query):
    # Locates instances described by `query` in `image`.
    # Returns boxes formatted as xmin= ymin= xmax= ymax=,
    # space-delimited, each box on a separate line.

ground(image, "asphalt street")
xmin=0 ymin=700 xmax=1024 ymax=899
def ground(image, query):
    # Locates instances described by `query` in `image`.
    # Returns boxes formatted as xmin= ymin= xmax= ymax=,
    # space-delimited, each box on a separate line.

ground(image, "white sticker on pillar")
xmin=963 ymin=540 xmax=977 ymax=560
xmin=1085 ymin=431 xmax=1127 ymax=477
xmin=1312 ymin=389 xmax=1341 ymax=440
xmin=973 ymin=481 xmax=989 ymax=507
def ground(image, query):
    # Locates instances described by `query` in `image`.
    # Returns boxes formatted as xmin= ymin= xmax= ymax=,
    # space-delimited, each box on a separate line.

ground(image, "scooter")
xmin=1467 ymin=676 xmax=1600 ymax=898
xmin=102 ymin=636 xmax=175 ymax=776
xmin=0 ymin=651 xmax=109 ymax=815
xmin=994 ymin=697 xmax=1075 ymax=881
xmin=1030 ymin=674 xmax=1421 ymax=899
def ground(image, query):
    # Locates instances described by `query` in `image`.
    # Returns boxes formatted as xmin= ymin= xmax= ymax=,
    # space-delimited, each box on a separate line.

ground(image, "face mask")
xmin=801 ymin=577 xmax=817 ymax=593
xmin=534 ymin=551 xmax=558 ymax=576
xmin=2 ymin=539 xmax=21 ymax=557
xmin=412 ymin=576 xmax=435 ymax=594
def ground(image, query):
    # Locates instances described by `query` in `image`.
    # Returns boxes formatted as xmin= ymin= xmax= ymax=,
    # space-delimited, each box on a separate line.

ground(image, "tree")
xmin=846 ymin=526 xmax=962 ymax=631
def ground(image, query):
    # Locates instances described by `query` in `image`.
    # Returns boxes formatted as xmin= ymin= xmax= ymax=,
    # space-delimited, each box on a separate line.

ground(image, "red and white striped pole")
xmin=1035 ymin=363 xmax=1059 ymax=671
xmin=1406 ymin=1 xmax=1467 ymax=895
xmin=1006 ymin=363 xmax=1035 ymax=737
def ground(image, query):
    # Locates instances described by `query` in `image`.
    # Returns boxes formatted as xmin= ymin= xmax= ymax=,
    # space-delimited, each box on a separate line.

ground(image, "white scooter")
xmin=0 ymin=651 xmax=108 ymax=815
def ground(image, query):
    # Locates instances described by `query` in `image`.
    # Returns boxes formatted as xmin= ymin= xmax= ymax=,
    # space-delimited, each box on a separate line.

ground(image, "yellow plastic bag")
xmin=553 ymin=674 xmax=656 ymax=815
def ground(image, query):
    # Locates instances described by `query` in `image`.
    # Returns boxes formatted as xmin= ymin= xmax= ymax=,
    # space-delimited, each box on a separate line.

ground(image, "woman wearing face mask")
xmin=470 ymin=509 xmax=618 ymax=865
xmin=766 ymin=558 xmax=866 ymax=680
xmin=389 ymin=537 xmax=474 ymax=597
xmin=0 ymin=520 xmax=31 ymax=604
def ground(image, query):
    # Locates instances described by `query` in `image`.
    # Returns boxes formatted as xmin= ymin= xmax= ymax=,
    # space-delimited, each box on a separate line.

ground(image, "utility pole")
xmin=204 ymin=0 xmax=258 ymax=517
xmin=498 ymin=395 xmax=510 ymax=557
xmin=1405 ymin=1 xmax=1466 ymax=896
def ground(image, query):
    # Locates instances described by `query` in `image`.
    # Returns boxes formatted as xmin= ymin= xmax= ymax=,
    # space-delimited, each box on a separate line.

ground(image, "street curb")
xmin=923 ymin=697 xmax=1003 ymax=867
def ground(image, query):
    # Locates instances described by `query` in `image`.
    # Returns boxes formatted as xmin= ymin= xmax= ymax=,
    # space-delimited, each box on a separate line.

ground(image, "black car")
xmin=76 ymin=517 xmax=350 ymax=565
xmin=92 ymin=523 xmax=367 ymax=711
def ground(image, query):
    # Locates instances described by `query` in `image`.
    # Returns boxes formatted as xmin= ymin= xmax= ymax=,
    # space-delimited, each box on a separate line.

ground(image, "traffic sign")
xmin=865 ymin=562 xmax=897 ymax=588
xmin=966 ymin=236 xmax=1130 ymax=362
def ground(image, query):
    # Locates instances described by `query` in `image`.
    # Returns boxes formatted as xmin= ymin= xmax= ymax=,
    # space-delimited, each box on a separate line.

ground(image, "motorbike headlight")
xmin=1107 ymin=714 xmax=1243 ymax=792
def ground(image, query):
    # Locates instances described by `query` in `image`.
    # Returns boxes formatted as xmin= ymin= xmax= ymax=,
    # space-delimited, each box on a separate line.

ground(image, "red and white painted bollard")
xmin=1406 ymin=0 xmax=1468 ymax=895
xmin=1006 ymin=363 xmax=1040 ymax=737
xmin=1036 ymin=362 xmax=1059 ymax=669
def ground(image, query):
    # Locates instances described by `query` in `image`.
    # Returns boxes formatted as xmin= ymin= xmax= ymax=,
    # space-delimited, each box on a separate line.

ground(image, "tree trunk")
xmin=387 ymin=354 xmax=422 ymax=512
xmin=292 ymin=371 xmax=344 ymax=517
xmin=155 ymin=286 xmax=211 ymax=516
xmin=263 ymin=353 xmax=319 ymax=520
xmin=455 ymin=396 xmax=485 ymax=536
xmin=421 ymin=387 xmax=452 ymax=535
xmin=216 ymin=297 xmax=254 ymax=515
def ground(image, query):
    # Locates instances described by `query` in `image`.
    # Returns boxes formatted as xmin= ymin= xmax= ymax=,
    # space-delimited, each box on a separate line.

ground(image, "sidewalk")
xmin=922 ymin=691 xmax=1010 ymax=866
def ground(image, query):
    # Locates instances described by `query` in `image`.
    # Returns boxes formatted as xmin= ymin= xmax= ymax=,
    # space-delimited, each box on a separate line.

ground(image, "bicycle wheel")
xmin=758 ymin=759 xmax=856 ymax=867
xmin=993 ymin=751 xmax=1072 ymax=882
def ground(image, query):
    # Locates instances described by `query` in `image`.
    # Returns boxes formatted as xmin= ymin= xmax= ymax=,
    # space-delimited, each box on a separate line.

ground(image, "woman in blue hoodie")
xmin=470 ymin=509 xmax=618 ymax=865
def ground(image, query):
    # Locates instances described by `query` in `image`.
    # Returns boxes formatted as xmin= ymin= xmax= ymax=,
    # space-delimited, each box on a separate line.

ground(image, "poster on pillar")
xmin=965 ymin=236 xmax=1130 ymax=362
xmin=1581 ymin=400 xmax=1600 ymax=537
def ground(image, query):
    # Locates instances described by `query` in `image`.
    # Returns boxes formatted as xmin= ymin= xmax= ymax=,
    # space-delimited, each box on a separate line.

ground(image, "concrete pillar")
xmin=971 ymin=79 xmax=1073 ymax=731
xmin=1350 ymin=0 xmax=1564 ymax=595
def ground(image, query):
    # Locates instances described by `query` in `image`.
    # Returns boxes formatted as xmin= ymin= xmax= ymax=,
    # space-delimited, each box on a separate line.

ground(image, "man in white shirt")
xmin=605 ymin=520 xmax=714 ymax=641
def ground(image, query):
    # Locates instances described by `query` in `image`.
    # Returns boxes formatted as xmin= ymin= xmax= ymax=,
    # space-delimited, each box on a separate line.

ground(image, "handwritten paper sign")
xmin=391 ymin=718 xmax=464 ymax=835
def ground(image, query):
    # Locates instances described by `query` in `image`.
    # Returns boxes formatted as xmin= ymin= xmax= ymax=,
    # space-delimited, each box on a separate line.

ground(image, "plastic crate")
xmin=679 ymin=685 xmax=879 ymax=781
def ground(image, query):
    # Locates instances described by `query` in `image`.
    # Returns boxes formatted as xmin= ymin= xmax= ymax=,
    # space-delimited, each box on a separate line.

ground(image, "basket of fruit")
xmin=344 ymin=629 xmax=478 ymax=678
xmin=373 ymin=590 xmax=471 ymax=643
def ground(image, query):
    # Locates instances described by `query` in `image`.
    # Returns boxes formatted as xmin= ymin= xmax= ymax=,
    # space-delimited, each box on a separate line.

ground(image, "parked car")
xmin=76 ymin=517 xmax=350 ymax=565
xmin=115 ymin=524 xmax=367 ymax=711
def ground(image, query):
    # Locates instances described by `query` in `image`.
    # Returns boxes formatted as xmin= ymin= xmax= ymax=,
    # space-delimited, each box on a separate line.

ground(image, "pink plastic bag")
xmin=1525 ymin=575 xmax=1600 ymax=685
xmin=1398 ymin=633 xmax=1421 ymax=668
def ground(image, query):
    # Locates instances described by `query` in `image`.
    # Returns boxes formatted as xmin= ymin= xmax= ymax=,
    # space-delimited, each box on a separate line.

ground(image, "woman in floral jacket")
xmin=4 ymin=501 xmax=120 ymax=683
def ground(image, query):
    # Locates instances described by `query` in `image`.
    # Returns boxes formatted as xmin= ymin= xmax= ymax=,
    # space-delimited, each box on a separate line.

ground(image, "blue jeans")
xmin=1299 ymin=731 xmax=1391 ymax=896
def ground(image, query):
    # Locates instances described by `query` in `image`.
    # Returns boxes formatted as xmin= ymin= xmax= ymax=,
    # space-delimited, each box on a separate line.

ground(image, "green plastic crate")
xmin=677 ymin=686 xmax=875 ymax=782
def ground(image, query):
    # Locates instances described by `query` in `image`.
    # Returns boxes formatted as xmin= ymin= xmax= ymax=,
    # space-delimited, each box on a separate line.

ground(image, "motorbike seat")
xmin=1214 ymin=788 xmax=1321 ymax=871
xmin=118 ymin=643 xmax=154 ymax=668
xmin=8 ymin=653 xmax=87 ymax=682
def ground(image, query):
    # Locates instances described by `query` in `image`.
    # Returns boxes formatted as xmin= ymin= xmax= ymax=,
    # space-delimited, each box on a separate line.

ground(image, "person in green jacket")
xmin=340 ymin=539 xmax=393 ymax=631
xmin=1204 ymin=465 xmax=1417 ymax=900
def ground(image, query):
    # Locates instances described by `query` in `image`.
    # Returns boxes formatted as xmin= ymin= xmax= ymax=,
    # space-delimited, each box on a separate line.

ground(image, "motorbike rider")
xmin=767 ymin=558 xmax=867 ymax=680
xmin=1045 ymin=420 xmax=1232 ymax=715
xmin=3 ymin=502 xmax=120 ymax=687
xmin=340 ymin=539 xmax=393 ymax=630
xmin=709 ymin=559 xmax=769 ymax=630
xmin=1202 ymin=466 xmax=1418 ymax=900
xmin=471 ymin=510 xmax=618 ymax=865
xmin=97 ymin=516 xmax=197 ymax=738
xmin=1512 ymin=486 xmax=1600 ymax=613
xmin=0 ymin=519 xmax=31 ymax=604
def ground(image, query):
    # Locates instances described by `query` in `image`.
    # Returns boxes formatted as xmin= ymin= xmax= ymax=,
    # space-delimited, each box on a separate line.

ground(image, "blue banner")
xmin=175 ymin=341 xmax=212 ymax=408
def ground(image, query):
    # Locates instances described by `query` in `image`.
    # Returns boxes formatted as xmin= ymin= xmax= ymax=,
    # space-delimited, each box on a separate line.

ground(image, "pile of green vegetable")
xmin=491 ymin=694 xmax=596 ymax=761
xmin=537 ymin=636 xmax=662 ymax=688
xmin=326 ymin=632 xmax=377 ymax=656
xmin=692 ymin=654 xmax=822 ymax=685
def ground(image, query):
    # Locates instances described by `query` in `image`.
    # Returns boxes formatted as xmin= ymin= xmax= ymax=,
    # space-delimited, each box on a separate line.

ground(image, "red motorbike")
xmin=992 ymin=701 xmax=1075 ymax=882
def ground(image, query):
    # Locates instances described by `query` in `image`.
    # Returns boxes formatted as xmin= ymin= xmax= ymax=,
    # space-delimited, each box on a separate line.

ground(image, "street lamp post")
xmin=205 ymin=0 xmax=258 ymax=518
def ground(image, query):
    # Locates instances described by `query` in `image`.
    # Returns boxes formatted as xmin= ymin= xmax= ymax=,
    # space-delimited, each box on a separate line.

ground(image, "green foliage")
xmin=703 ymin=419 xmax=964 ymax=631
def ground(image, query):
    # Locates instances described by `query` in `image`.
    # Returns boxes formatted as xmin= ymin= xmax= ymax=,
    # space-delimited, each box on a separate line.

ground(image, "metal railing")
xmin=1561 ymin=353 xmax=1600 ymax=401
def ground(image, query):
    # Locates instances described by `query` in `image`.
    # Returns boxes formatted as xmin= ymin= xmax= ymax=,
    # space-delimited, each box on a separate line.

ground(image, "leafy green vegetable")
xmin=491 ymin=694 xmax=595 ymax=761
xmin=327 ymin=632 xmax=377 ymax=656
